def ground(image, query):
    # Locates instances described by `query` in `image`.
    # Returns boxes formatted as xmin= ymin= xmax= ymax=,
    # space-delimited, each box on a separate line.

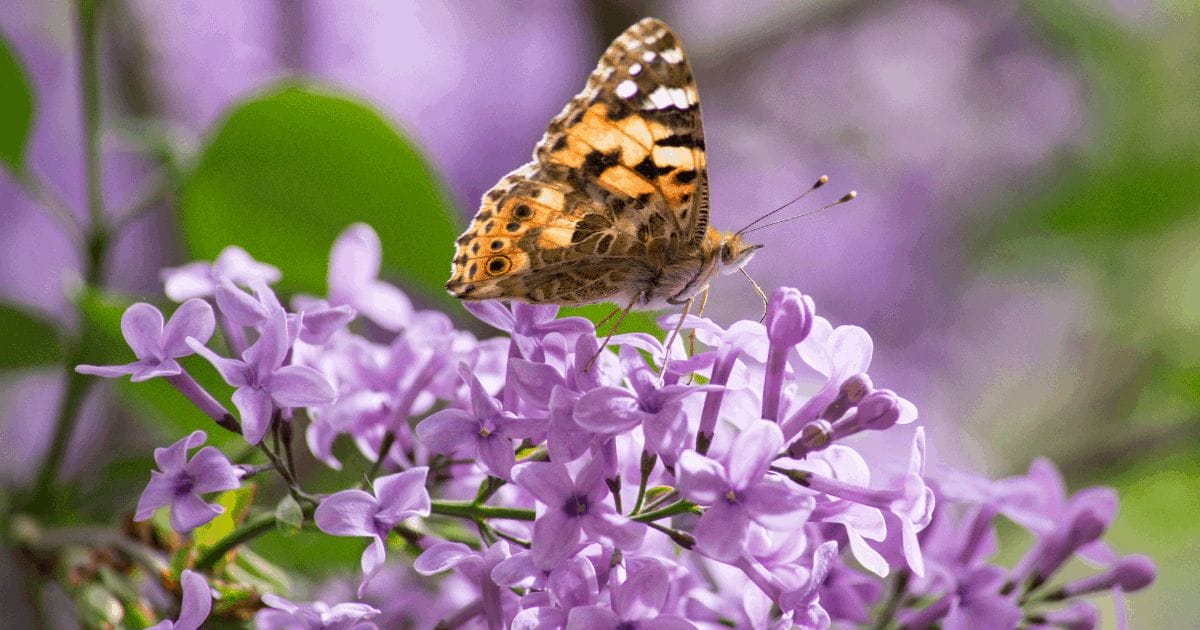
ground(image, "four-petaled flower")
xmin=188 ymin=310 xmax=335 ymax=444
xmin=677 ymin=422 xmax=815 ymax=561
xmin=77 ymin=299 xmax=214 ymax=382
xmin=135 ymin=430 xmax=240 ymax=533
xmin=514 ymin=460 xmax=645 ymax=570
xmin=417 ymin=365 xmax=542 ymax=480
xmin=315 ymin=467 xmax=432 ymax=597
xmin=161 ymin=245 xmax=280 ymax=302
xmin=566 ymin=558 xmax=697 ymax=630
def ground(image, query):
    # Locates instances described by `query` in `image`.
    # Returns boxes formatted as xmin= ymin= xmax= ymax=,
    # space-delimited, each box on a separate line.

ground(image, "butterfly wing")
xmin=446 ymin=18 xmax=710 ymax=306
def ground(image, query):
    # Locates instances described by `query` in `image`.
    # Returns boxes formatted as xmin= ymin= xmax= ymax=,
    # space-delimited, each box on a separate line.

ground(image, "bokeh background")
xmin=1 ymin=1 xmax=1196 ymax=627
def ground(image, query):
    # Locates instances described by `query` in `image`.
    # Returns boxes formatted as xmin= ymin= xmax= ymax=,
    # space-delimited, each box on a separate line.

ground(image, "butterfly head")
xmin=716 ymin=231 xmax=762 ymax=275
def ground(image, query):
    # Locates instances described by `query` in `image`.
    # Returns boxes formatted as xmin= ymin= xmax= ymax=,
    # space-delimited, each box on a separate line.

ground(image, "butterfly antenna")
xmin=742 ymin=190 xmax=857 ymax=235
xmin=735 ymin=175 xmax=829 ymax=237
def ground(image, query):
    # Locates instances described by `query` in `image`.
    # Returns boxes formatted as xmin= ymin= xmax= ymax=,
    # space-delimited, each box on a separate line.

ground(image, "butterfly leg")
xmin=586 ymin=294 xmax=639 ymax=371
xmin=681 ymin=288 xmax=709 ymax=385
xmin=739 ymin=267 xmax=769 ymax=323
xmin=593 ymin=304 xmax=624 ymax=332
xmin=660 ymin=296 xmax=695 ymax=384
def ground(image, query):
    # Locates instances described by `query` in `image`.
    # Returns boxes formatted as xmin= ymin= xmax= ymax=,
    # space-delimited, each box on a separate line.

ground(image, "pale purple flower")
xmin=147 ymin=570 xmax=213 ymax=630
xmin=566 ymin=558 xmax=696 ymax=630
xmin=677 ymin=422 xmax=815 ymax=561
xmin=188 ymin=310 xmax=335 ymax=444
xmin=1050 ymin=554 xmax=1156 ymax=600
xmin=762 ymin=287 xmax=815 ymax=421
xmin=134 ymin=430 xmax=240 ymax=533
xmin=415 ymin=541 xmax=516 ymax=629
xmin=161 ymin=245 xmax=280 ymax=302
xmin=256 ymin=593 xmax=380 ymax=630
xmin=417 ymin=366 xmax=542 ymax=480
xmin=575 ymin=346 xmax=718 ymax=465
xmin=327 ymin=223 xmax=412 ymax=331
xmin=314 ymin=467 xmax=431 ymax=597
xmin=513 ymin=460 xmax=645 ymax=570
xmin=76 ymin=299 xmax=214 ymax=382
xmin=509 ymin=554 xmax=601 ymax=629
xmin=465 ymin=300 xmax=594 ymax=360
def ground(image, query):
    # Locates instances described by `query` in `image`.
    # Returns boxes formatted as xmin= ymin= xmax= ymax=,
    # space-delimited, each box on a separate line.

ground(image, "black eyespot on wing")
xmin=487 ymin=256 xmax=511 ymax=275
xmin=505 ymin=222 xmax=521 ymax=232
xmin=490 ymin=239 xmax=504 ymax=250
xmin=470 ymin=242 xmax=480 ymax=254
xmin=514 ymin=204 xmax=533 ymax=219
xmin=467 ymin=262 xmax=478 ymax=278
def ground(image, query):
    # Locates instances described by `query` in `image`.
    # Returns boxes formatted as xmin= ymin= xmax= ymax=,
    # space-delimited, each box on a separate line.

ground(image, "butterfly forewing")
xmin=447 ymin=18 xmax=710 ymax=306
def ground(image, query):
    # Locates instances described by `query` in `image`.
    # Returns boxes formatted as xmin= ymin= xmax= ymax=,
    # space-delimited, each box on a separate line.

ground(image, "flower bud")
xmin=1114 ymin=554 xmax=1157 ymax=591
xmin=765 ymin=287 xmax=814 ymax=347
xmin=820 ymin=373 xmax=873 ymax=420
xmin=855 ymin=388 xmax=901 ymax=431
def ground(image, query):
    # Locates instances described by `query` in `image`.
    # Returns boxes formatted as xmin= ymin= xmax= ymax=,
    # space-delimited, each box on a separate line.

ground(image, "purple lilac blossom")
xmin=147 ymin=570 xmax=213 ymax=630
xmin=134 ymin=430 xmax=240 ymax=533
xmin=76 ymin=299 xmax=214 ymax=381
xmin=73 ymin=223 xmax=1154 ymax=628
xmin=314 ymin=467 xmax=432 ymax=597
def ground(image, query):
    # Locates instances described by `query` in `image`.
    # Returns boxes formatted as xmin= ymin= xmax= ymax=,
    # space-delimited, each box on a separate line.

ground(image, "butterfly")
xmin=445 ymin=17 xmax=763 ymax=322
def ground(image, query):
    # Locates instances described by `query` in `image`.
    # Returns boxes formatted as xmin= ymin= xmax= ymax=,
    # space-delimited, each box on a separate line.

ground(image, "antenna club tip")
xmin=813 ymin=175 xmax=829 ymax=188
xmin=840 ymin=191 xmax=857 ymax=203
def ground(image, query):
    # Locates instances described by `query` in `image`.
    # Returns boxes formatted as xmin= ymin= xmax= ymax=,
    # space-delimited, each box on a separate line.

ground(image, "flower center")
xmin=172 ymin=474 xmax=195 ymax=497
xmin=724 ymin=489 xmax=739 ymax=504
xmin=561 ymin=494 xmax=590 ymax=517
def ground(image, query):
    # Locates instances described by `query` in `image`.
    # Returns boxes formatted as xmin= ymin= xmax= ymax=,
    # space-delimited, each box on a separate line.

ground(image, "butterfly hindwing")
xmin=447 ymin=18 xmax=709 ymax=305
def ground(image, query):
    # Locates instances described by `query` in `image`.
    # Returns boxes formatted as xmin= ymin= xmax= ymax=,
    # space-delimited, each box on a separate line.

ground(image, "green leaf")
xmin=180 ymin=83 xmax=461 ymax=306
xmin=0 ymin=32 xmax=34 ymax=173
xmin=192 ymin=483 xmax=258 ymax=551
xmin=273 ymin=494 xmax=303 ymax=535
xmin=0 ymin=301 xmax=62 ymax=369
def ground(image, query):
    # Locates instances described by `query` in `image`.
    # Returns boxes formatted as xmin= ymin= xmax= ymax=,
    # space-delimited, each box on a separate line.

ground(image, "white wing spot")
xmin=646 ymin=85 xmax=674 ymax=110
xmin=669 ymin=86 xmax=690 ymax=109
xmin=616 ymin=80 xmax=638 ymax=99
xmin=642 ymin=50 xmax=656 ymax=63
xmin=629 ymin=63 xmax=642 ymax=76
xmin=660 ymin=48 xmax=684 ymax=64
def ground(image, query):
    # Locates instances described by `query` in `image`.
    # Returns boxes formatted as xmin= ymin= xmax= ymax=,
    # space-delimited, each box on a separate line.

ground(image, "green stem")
xmin=193 ymin=511 xmax=282 ymax=572
xmin=869 ymin=569 xmax=909 ymax=630
xmin=28 ymin=0 xmax=108 ymax=505
xmin=430 ymin=501 xmax=535 ymax=522
xmin=630 ymin=451 xmax=656 ymax=515
xmin=363 ymin=431 xmax=396 ymax=487
xmin=631 ymin=499 xmax=698 ymax=523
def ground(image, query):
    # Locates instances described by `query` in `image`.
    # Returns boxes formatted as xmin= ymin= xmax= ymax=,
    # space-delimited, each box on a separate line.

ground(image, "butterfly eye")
xmin=487 ymin=256 xmax=511 ymax=275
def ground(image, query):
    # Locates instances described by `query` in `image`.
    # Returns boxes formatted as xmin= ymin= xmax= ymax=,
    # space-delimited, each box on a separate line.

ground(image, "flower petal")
xmin=574 ymin=387 xmax=647 ymax=434
xmin=135 ymin=472 xmax=174 ymax=521
xmin=170 ymin=493 xmax=223 ymax=533
xmin=612 ymin=559 xmax=670 ymax=619
xmin=477 ymin=434 xmax=517 ymax=480
xmin=121 ymin=303 xmax=165 ymax=360
xmin=232 ymin=387 xmax=274 ymax=445
xmin=243 ymin=313 xmax=290 ymax=380
xmin=514 ymin=461 xmax=573 ymax=506
xmin=675 ymin=450 xmax=729 ymax=505
xmin=174 ymin=570 xmax=213 ymax=630
xmin=582 ymin=508 xmax=645 ymax=551
xmin=742 ymin=476 xmax=815 ymax=530
xmin=464 ymin=300 xmax=515 ymax=333
xmin=372 ymin=467 xmax=432 ymax=523
xmin=153 ymin=430 xmax=207 ymax=472
xmin=356 ymin=282 xmax=413 ymax=331
xmin=358 ymin=536 xmax=387 ymax=599
xmin=215 ymin=280 xmax=269 ymax=327
xmin=693 ymin=501 xmax=750 ymax=562
xmin=531 ymin=510 xmax=581 ymax=570
xmin=184 ymin=447 xmax=240 ymax=495
xmin=75 ymin=361 xmax=140 ymax=379
xmin=314 ymin=489 xmax=380 ymax=537
xmin=565 ymin=606 xmax=620 ymax=629
xmin=416 ymin=409 xmax=479 ymax=454
xmin=186 ymin=338 xmax=251 ymax=387
xmin=414 ymin=542 xmax=476 ymax=575
xmin=726 ymin=422 xmax=783 ymax=490
xmin=269 ymin=365 xmax=336 ymax=407
xmin=162 ymin=262 xmax=215 ymax=301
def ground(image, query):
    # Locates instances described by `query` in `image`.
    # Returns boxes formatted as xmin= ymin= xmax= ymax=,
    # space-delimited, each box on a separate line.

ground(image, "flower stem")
xmin=363 ymin=431 xmax=397 ymax=487
xmin=430 ymin=501 xmax=535 ymax=522
xmin=631 ymin=499 xmax=698 ymax=523
xmin=193 ymin=507 xmax=309 ymax=572
xmin=630 ymin=451 xmax=656 ymax=515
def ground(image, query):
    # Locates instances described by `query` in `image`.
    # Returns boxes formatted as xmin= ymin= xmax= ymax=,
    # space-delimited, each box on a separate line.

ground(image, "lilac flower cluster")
xmin=77 ymin=224 xmax=1154 ymax=629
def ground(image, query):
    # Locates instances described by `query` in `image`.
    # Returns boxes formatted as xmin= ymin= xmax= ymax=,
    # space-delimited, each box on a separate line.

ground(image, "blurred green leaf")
xmin=76 ymin=287 xmax=130 ymax=367
xmin=274 ymin=494 xmax=303 ymax=535
xmin=193 ymin=484 xmax=258 ymax=553
xmin=561 ymin=303 xmax=662 ymax=339
xmin=0 ymin=32 xmax=34 ymax=173
xmin=180 ymin=83 xmax=461 ymax=306
xmin=250 ymin=525 xmax=364 ymax=576
xmin=0 ymin=301 xmax=62 ymax=369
